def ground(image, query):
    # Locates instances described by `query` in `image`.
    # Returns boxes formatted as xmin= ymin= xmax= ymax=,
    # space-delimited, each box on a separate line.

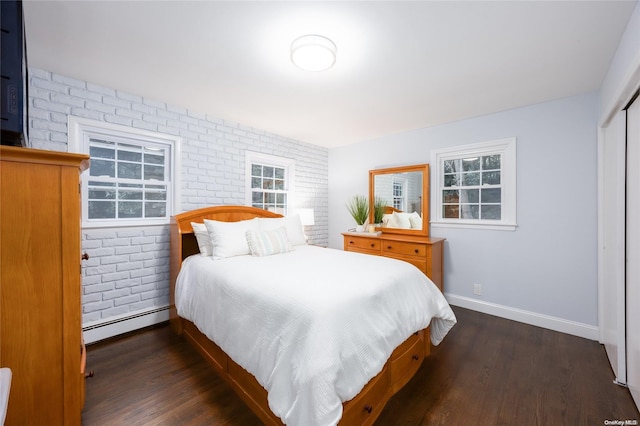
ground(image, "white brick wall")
xmin=27 ymin=67 xmax=329 ymax=327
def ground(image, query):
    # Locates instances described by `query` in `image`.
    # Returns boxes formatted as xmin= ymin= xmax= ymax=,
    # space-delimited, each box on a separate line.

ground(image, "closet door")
xmin=626 ymin=95 xmax=640 ymax=408
xmin=599 ymin=110 xmax=627 ymax=385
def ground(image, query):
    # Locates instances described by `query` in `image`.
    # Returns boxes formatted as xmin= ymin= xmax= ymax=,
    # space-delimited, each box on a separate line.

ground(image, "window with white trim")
xmin=393 ymin=178 xmax=406 ymax=211
xmin=245 ymin=151 xmax=295 ymax=215
xmin=431 ymin=137 xmax=516 ymax=230
xmin=68 ymin=116 xmax=181 ymax=228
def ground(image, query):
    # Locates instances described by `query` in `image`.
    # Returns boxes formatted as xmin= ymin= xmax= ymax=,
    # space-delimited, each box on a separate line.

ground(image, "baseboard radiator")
xmin=82 ymin=306 xmax=170 ymax=344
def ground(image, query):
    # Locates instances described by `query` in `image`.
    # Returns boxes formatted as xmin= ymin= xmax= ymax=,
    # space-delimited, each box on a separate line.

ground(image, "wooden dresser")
xmin=0 ymin=146 xmax=89 ymax=425
xmin=343 ymin=232 xmax=445 ymax=292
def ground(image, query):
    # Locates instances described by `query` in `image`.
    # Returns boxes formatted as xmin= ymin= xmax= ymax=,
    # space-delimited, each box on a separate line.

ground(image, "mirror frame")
xmin=369 ymin=163 xmax=430 ymax=236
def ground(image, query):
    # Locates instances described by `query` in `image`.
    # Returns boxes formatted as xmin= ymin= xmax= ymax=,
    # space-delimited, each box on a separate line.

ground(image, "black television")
xmin=1 ymin=0 xmax=28 ymax=147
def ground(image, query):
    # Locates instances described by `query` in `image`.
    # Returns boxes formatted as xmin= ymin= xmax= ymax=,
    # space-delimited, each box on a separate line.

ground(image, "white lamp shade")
xmin=290 ymin=35 xmax=336 ymax=72
xmin=296 ymin=208 xmax=315 ymax=226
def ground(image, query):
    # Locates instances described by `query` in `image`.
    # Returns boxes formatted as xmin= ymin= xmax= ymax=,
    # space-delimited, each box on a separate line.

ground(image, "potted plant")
xmin=346 ymin=195 xmax=369 ymax=232
xmin=373 ymin=196 xmax=386 ymax=226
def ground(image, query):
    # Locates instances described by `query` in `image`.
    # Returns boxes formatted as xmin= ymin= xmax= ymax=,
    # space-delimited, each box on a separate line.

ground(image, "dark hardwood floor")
xmin=82 ymin=307 xmax=639 ymax=425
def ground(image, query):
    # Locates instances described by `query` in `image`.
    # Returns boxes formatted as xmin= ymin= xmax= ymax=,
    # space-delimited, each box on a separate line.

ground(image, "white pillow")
xmin=191 ymin=222 xmax=213 ymax=257
xmin=382 ymin=213 xmax=395 ymax=227
xmin=203 ymin=218 xmax=260 ymax=259
xmin=409 ymin=212 xmax=423 ymax=229
xmin=392 ymin=211 xmax=412 ymax=229
xmin=258 ymin=215 xmax=307 ymax=246
xmin=246 ymin=227 xmax=293 ymax=257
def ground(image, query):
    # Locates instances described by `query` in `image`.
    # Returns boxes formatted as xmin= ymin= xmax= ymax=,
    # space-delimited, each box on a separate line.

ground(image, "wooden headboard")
xmin=383 ymin=206 xmax=403 ymax=214
xmin=169 ymin=205 xmax=283 ymax=331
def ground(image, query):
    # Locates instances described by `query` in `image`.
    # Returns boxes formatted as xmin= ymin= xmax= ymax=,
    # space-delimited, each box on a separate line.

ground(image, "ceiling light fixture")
xmin=290 ymin=34 xmax=337 ymax=72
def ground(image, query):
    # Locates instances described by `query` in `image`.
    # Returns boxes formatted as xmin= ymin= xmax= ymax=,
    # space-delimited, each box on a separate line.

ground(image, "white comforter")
xmin=175 ymin=245 xmax=456 ymax=426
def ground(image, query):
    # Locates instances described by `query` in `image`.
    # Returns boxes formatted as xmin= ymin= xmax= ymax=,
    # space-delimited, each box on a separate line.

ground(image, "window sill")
xmin=431 ymin=221 xmax=517 ymax=231
xmin=82 ymin=219 xmax=170 ymax=229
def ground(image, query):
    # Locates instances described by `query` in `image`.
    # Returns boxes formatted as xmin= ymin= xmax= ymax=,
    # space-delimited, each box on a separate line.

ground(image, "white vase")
xmin=355 ymin=224 xmax=365 ymax=232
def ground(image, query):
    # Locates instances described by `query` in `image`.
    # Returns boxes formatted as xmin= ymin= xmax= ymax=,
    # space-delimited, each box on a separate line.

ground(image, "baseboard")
xmin=82 ymin=305 xmax=170 ymax=344
xmin=81 ymin=297 xmax=598 ymax=344
xmin=445 ymin=294 xmax=599 ymax=341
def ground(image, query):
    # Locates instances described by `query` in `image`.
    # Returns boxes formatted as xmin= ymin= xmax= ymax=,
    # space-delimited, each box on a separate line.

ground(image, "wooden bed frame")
xmin=383 ymin=205 xmax=403 ymax=214
xmin=169 ymin=205 xmax=431 ymax=425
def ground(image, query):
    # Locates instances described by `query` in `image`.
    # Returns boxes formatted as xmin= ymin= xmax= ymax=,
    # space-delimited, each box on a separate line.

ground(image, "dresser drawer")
xmin=341 ymin=366 xmax=390 ymax=426
xmin=389 ymin=332 xmax=425 ymax=393
xmin=391 ymin=330 xmax=423 ymax=358
xmin=382 ymin=240 xmax=428 ymax=259
xmin=385 ymin=255 xmax=428 ymax=274
xmin=344 ymin=236 xmax=381 ymax=252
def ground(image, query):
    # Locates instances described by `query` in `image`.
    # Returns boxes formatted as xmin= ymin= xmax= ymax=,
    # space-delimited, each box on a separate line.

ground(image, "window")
xmin=431 ymin=137 xmax=516 ymax=230
xmin=68 ymin=116 xmax=181 ymax=228
xmin=393 ymin=178 xmax=406 ymax=211
xmin=245 ymin=151 xmax=295 ymax=215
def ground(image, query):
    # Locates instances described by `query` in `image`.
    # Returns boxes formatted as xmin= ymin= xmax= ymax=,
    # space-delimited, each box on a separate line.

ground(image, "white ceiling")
xmin=23 ymin=1 xmax=636 ymax=148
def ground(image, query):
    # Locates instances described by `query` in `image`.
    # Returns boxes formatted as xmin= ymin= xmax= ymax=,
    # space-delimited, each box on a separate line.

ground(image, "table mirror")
xmin=368 ymin=163 xmax=430 ymax=236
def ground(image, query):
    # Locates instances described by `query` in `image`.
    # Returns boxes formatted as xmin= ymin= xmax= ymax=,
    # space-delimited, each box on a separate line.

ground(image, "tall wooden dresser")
xmin=0 ymin=146 xmax=89 ymax=425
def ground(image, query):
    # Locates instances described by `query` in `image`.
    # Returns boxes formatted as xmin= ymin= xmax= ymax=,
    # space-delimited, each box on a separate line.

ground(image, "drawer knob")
xmin=82 ymin=252 xmax=90 ymax=261
xmin=370 ymin=243 xmax=375 ymax=247
xmin=364 ymin=404 xmax=373 ymax=414
xmin=387 ymin=245 xmax=392 ymax=249
xmin=349 ymin=241 xmax=354 ymax=244
xmin=414 ymin=249 xmax=419 ymax=253
xmin=412 ymin=354 xmax=420 ymax=361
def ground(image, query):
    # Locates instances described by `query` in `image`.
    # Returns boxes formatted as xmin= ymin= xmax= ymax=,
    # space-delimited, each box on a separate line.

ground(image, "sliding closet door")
xmin=599 ymin=110 xmax=626 ymax=385
xmin=626 ymin=95 xmax=640 ymax=408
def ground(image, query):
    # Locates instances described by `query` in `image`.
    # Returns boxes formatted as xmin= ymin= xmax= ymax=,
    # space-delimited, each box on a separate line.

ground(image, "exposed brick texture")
xmin=27 ymin=68 xmax=329 ymax=326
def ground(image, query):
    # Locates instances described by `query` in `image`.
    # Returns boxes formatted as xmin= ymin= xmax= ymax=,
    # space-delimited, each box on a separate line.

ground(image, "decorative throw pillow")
xmin=246 ymin=227 xmax=293 ymax=257
xmin=191 ymin=222 xmax=213 ymax=257
xmin=257 ymin=215 xmax=307 ymax=246
xmin=392 ymin=211 xmax=412 ymax=229
xmin=409 ymin=212 xmax=423 ymax=229
xmin=382 ymin=213 xmax=395 ymax=227
xmin=203 ymin=218 xmax=260 ymax=259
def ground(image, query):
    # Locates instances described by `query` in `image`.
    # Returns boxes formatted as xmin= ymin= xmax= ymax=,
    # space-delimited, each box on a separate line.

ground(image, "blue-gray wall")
xmin=329 ymin=93 xmax=599 ymax=337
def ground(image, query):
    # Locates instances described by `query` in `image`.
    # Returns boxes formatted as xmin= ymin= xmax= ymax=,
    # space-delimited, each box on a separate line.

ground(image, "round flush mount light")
xmin=290 ymin=35 xmax=337 ymax=72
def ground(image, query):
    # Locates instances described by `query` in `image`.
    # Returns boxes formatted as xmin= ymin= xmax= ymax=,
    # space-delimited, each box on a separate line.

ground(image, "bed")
xmin=169 ymin=205 xmax=456 ymax=425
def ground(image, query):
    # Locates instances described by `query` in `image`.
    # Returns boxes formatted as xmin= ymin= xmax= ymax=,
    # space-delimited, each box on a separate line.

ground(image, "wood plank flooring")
xmin=82 ymin=307 xmax=639 ymax=425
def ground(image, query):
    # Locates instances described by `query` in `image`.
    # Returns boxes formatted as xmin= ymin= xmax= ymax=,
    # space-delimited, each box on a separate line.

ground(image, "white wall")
xmin=27 ymin=68 xmax=329 ymax=340
xmin=329 ymin=93 xmax=599 ymax=338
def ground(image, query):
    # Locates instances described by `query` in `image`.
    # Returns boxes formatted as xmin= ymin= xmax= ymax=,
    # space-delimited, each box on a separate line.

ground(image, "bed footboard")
xmin=178 ymin=317 xmax=429 ymax=426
